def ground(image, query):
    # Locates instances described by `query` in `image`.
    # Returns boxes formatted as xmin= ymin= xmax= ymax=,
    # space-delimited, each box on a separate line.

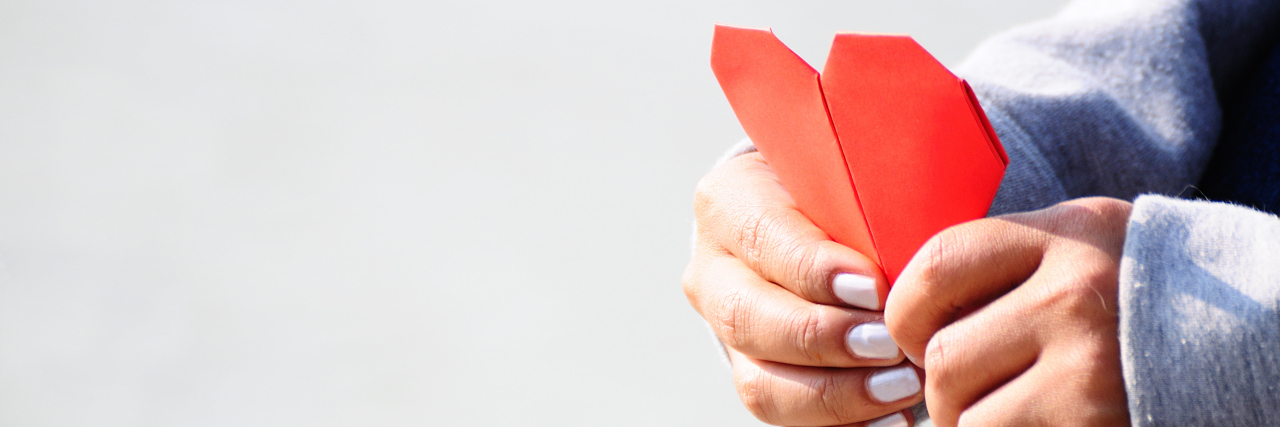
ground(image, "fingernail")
xmin=868 ymin=412 xmax=909 ymax=427
xmin=833 ymin=273 xmax=880 ymax=310
xmin=846 ymin=322 xmax=900 ymax=359
xmin=867 ymin=366 xmax=921 ymax=403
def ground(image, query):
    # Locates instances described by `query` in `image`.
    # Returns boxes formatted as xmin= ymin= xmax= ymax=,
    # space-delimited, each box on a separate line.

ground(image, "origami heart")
xmin=710 ymin=24 xmax=1008 ymax=283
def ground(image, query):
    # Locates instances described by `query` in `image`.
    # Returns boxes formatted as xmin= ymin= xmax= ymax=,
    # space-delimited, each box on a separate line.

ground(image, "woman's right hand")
xmin=683 ymin=152 xmax=923 ymax=426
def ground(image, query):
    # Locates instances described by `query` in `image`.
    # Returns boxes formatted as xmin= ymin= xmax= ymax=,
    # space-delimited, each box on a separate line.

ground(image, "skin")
xmin=684 ymin=153 xmax=921 ymax=426
xmin=684 ymin=153 xmax=1130 ymax=426
xmin=885 ymin=197 xmax=1132 ymax=427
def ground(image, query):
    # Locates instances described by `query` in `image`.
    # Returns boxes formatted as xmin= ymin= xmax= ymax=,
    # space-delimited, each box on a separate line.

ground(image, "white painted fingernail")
xmin=833 ymin=273 xmax=880 ymax=310
xmin=867 ymin=366 xmax=921 ymax=403
xmin=846 ymin=322 xmax=900 ymax=359
xmin=868 ymin=412 xmax=909 ymax=427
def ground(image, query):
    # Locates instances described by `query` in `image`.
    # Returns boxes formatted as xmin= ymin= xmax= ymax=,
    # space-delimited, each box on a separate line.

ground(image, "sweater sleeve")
xmin=1119 ymin=195 xmax=1280 ymax=426
xmin=958 ymin=0 xmax=1280 ymax=215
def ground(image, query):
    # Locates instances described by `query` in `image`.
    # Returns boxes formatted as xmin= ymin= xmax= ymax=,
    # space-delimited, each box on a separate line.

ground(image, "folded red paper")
xmin=710 ymin=24 xmax=1008 ymax=285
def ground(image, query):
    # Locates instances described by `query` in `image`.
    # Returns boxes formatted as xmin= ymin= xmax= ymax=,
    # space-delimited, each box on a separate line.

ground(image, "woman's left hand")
xmin=885 ymin=197 xmax=1133 ymax=426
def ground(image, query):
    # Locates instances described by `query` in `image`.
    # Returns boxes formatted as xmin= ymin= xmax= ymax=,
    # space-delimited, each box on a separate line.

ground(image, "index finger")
xmin=695 ymin=152 xmax=888 ymax=310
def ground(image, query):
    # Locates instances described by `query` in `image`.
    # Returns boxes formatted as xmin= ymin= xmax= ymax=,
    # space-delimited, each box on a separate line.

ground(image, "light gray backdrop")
xmin=0 ymin=1 xmax=1067 ymax=425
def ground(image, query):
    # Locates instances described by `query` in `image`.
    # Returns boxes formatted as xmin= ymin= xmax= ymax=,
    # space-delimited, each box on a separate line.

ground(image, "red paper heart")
xmin=711 ymin=24 xmax=1007 ymax=283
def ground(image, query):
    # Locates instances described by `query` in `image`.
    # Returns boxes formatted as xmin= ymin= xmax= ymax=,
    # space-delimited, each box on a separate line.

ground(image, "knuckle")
xmin=679 ymin=256 xmax=727 ymax=316
xmin=733 ymin=209 xmax=775 ymax=266
xmin=1056 ymin=274 xmax=1096 ymax=300
xmin=1039 ymin=260 xmax=1121 ymax=317
xmin=1055 ymin=205 xmax=1100 ymax=235
xmin=692 ymin=173 xmax=720 ymax=219
xmin=923 ymin=328 xmax=974 ymax=406
xmin=809 ymin=374 xmax=854 ymax=423
xmin=788 ymin=307 xmax=828 ymax=365
xmin=715 ymin=289 xmax=754 ymax=350
xmin=783 ymin=240 xmax=826 ymax=299
xmin=735 ymin=368 xmax=781 ymax=424
xmin=680 ymin=253 xmax=707 ymax=291
xmin=918 ymin=228 xmax=963 ymax=288
xmin=1048 ymin=198 xmax=1127 ymax=237
xmin=1053 ymin=273 xmax=1116 ymax=319
xmin=1049 ymin=201 xmax=1096 ymax=223
xmin=692 ymin=165 xmax=751 ymax=234
xmin=680 ymin=258 xmax=717 ymax=312
xmin=923 ymin=331 xmax=954 ymax=381
xmin=680 ymin=263 xmax=700 ymax=305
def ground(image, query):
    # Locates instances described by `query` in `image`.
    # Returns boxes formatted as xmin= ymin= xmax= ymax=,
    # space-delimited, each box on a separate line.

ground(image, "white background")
xmin=0 ymin=1 xmax=1067 ymax=425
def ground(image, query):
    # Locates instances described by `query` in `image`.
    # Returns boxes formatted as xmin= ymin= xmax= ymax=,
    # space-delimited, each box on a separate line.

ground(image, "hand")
xmin=885 ymin=197 xmax=1132 ymax=426
xmin=683 ymin=153 xmax=922 ymax=426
